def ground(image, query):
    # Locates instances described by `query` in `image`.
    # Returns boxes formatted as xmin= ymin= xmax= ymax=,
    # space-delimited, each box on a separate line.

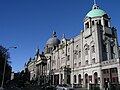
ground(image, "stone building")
xmin=24 ymin=2 xmax=120 ymax=89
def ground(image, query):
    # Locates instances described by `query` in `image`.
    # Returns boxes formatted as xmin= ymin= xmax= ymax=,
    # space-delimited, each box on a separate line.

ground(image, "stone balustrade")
xmin=101 ymin=58 xmax=119 ymax=66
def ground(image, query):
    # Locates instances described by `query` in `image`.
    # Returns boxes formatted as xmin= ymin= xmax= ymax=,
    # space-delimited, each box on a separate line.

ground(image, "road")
xmin=4 ymin=84 xmax=88 ymax=90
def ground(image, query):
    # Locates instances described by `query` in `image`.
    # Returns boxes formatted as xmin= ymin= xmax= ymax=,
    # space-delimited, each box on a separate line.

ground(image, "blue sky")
xmin=0 ymin=0 xmax=120 ymax=72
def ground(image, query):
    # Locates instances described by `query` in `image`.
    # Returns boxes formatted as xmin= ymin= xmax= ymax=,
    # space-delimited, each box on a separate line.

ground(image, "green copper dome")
xmin=86 ymin=9 xmax=106 ymax=17
xmin=86 ymin=4 xmax=107 ymax=18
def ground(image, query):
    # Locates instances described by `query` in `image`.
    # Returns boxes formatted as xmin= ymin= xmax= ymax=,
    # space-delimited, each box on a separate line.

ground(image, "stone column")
xmin=82 ymin=69 xmax=85 ymax=88
xmin=53 ymin=70 xmax=54 ymax=85
xmin=64 ymin=68 xmax=67 ymax=84
xmin=99 ymin=70 xmax=103 ymax=90
xmin=59 ymin=72 xmax=61 ymax=84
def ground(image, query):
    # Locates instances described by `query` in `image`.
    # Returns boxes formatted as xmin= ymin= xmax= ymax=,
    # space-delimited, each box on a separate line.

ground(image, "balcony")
xmin=101 ymin=58 xmax=120 ymax=66
xmin=104 ymin=27 xmax=112 ymax=35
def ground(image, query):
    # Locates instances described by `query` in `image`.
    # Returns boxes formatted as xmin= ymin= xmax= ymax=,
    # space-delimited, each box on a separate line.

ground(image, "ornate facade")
xmin=24 ymin=3 xmax=120 ymax=89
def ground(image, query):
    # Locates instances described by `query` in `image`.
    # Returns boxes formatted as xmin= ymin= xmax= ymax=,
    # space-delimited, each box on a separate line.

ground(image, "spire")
xmin=35 ymin=48 xmax=39 ymax=56
xmin=94 ymin=0 xmax=96 ymax=5
xmin=24 ymin=63 xmax=26 ymax=66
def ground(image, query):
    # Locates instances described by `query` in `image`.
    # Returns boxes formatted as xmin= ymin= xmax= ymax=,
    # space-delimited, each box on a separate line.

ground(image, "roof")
xmin=86 ymin=4 xmax=107 ymax=18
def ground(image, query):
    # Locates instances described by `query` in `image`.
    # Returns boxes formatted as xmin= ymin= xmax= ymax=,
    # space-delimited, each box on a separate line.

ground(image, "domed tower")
xmin=82 ymin=2 xmax=119 ymax=89
xmin=84 ymin=1 xmax=110 ymax=31
xmin=44 ymin=31 xmax=60 ymax=54
xmin=83 ymin=1 xmax=119 ymax=62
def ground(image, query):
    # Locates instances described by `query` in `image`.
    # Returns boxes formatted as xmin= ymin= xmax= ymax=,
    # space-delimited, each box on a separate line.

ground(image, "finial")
xmin=52 ymin=31 xmax=56 ymax=37
xmin=62 ymin=33 xmax=65 ymax=39
xmin=29 ymin=57 xmax=32 ymax=61
xmin=36 ymin=48 xmax=39 ymax=56
xmin=92 ymin=0 xmax=99 ymax=10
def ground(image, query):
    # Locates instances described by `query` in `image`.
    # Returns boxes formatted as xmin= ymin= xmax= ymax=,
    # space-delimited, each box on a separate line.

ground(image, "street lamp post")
xmin=0 ymin=46 xmax=17 ymax=90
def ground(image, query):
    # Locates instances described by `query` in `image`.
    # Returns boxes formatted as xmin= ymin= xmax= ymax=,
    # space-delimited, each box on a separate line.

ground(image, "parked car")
xmin=45 ymin=84 xmax=56 ymax=90
xmin=56 ymin=84 xmax=74 ymax=90
xmin=41 ymin=83 xmax=56 ymax=90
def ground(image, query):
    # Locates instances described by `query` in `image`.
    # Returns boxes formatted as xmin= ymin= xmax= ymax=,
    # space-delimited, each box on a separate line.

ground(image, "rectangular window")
xmin=86 ymin=60 xmax=88 ymax=65
xmin=78 ymin=51 xmax=81 ymax=58
xmin=67 ymin=65 xmax=70 ymax=68
xmin=68 ymin=48 xmax=70 ymax=52
xmin=105 ymin=20 xmax=108 ymax=27
xmin=106 ymin=69 xmax=109 ymax=73
xmin=85 ymin=22 xmax=89 ymax=28
xmin=74 ymin=53 xmax=77 ymax=59
xmin=67 ymin=55 xmax=70 ymax=61
xmin=79 ymin=62 xmax=81 ymax=66
xmin=85 ymin=48 xmax=88 ymax=55
xmin=92 ymin=58 xmax=95 ymax=63
xmin=92 ymin=21 xmax=94 ymax=25
xmin=74 ymin=63 xmax=77 ymax=67
xmin=99 ymin=20 xmax=101 ymax=25
xmin=112 ymin=77 xmax=115 ymax=82
xmin=92 ymin=45 xmax=95 ymax=53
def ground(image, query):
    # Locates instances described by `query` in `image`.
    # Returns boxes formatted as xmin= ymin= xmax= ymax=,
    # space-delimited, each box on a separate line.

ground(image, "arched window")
xmin=74 ymin=75 xmax=77 ymax=83
xmin=85 ymin=74 xmax=88 ymax=88
xmin=94 ymin=72 xmax=98 ymax=84
xmin=78 ymin=74 xmax=81 ymax=84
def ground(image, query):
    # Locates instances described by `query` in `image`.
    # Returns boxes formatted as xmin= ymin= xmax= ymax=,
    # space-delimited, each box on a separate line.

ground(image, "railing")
xmin=73 ymin=84 xmax=82 ymax=88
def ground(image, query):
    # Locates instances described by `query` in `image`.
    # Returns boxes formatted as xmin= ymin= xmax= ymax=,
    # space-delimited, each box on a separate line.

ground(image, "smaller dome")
xmin=86 ymin=4 xmax=107 ymax=18
xmin=46 ymin=32 xmax=60 ymax=46
xmin=46 ymin=37 xmax=60 ymax=45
